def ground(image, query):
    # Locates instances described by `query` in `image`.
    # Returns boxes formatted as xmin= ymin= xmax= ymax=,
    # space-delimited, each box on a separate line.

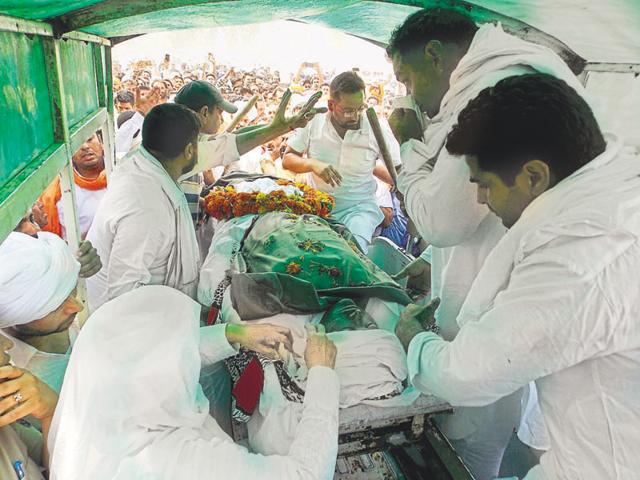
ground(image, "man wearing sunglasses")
xmin=284 ymin=71 xmax=401 ymax=253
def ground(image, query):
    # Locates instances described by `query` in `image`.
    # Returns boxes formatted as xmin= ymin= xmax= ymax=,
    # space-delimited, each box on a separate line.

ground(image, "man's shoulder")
xmin=102 ymin=173 xmax=171 ymax=216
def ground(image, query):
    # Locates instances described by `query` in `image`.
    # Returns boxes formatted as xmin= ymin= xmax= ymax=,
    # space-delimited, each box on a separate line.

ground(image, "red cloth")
xmin=231 ymin=357 xmax=264 ymax=416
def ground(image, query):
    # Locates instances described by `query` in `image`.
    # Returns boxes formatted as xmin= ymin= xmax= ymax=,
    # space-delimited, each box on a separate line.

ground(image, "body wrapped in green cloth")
xmin=229 ymin=212 xmax=411 ymax=321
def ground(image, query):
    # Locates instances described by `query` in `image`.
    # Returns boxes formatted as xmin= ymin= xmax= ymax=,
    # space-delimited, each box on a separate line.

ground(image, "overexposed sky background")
xmin=113 ymin=20 xmax=394 ymax=79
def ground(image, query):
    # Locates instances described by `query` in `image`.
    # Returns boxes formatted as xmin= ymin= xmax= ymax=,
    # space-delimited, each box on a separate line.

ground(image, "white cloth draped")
xmin=246 ymin=313 xmax=410 ymax=456
xmin=49 ymin=285 xmax=341 ymax=480
xmin=0 ymin=232 xmax=79 ymax=328
xmin=407 ymin=138 xmax=640 ymax=479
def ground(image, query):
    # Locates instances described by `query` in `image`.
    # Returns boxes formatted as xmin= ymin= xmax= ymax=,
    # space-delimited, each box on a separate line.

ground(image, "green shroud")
xmin=230 ymin=212 xmax=411 ymax=320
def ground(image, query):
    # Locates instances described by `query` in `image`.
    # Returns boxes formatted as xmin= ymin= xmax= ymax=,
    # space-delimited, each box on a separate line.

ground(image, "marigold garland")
xmin=203 ymin=179 xmax=335 ymax=220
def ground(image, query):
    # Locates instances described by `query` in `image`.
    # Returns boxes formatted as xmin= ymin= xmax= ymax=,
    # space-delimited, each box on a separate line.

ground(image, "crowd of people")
xmin=111 ymin=54 xmax=411 ymax=252
xmin=2 ymin=6 xmax=640 ymax=480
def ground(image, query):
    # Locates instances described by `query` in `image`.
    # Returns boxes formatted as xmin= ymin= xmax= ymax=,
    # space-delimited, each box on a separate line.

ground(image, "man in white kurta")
xmin=284 ymin=71 xmax=400 ymax=253
xmin=89 ymin=89 xmax=325 ymax=311
xmin=387 ymin=9 xmax=599 ymax=474
xmin=399 ymin=73 xmax=640 ymax=480
xmin=49 ymin=286 xmax=340 ymax=480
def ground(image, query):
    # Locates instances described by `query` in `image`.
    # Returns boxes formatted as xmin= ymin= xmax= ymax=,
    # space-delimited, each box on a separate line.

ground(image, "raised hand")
xmin=271 ymin=90 xmax=328 ymax=132
xmin=135 ymin=86 xmax=163 ymax=116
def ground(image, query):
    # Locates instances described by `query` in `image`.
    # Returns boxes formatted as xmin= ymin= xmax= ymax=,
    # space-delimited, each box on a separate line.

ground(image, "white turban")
xmin=0 ymin=232 xmax=80 ymax=328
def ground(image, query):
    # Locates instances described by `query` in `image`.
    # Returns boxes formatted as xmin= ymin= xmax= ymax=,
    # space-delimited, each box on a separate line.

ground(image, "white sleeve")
xmin=398 ymin=64 xmax=536 ymax=247
xmin=199 ymin=324 xmax=238 ymax=365
xmin=407 ymin=241 xmax=614 ymax=407
xmin=179 ymin=133 xmax=240 ymax=182
xmin=398 ymin=145 xmax=490 ymax=247
xmin=286 ymin=122 xmax=311 ymax=154
xmin=115 ymin=112 xmax=144 ymax=157
xmin=167 ymin=366 xmax=340 ymax=480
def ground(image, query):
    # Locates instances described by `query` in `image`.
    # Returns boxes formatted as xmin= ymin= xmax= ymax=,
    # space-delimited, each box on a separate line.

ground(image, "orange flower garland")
xmin=203 ymin=179 xmax=335 ymax=220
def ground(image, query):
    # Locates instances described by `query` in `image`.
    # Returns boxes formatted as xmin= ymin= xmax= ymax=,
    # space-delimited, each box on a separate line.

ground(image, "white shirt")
xmin=399 ymin=23 xmax=590 ymax=341
xmin=87 ymin=136 xmax=239 ymax=312
xmin=398 ymin=23 xmax=596 ymax=463
xmin=375 ymin=178 xmax=393 ymax=209
xmin=408 ymin=140 xmax=640 ymax=480
xmin=115 ymin=112 xmax=240 ymax=169
xmin=288 ymin=113 xmax=401 ymax=210
xmin=57 ymin=184 xmax=106 ymax=239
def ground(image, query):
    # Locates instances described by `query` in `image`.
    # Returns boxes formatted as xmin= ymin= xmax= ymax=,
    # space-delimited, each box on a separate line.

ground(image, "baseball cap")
xmin=174 ymin=80 xmax=238 ymax=114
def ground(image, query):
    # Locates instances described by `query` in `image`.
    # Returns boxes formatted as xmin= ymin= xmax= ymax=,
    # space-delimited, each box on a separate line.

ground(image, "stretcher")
xmin=331 ymin=239 xmax=473 ymax=479
xmin=338 ymin=394 xmax=473 ymax=479
xmin=230 ymin=237 xmax=472 ymax=479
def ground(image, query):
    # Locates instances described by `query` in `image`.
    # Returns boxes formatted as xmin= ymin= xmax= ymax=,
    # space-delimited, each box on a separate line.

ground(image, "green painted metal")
xmin=0 ymin=143 xmax=67 ymax=238
xmin=63 ymin=29 xmax=110 ymax=46
xmin=93 ymin=43 xmax=107 ymax=107
xmin=0 ymin=12 xmax=53 ymax=35
xmin=301 ymin=0 xmax=585 ymax=73
xmin=80 ymin=0 xmax=361 ymax=37
xmin=68 ymin=107 xmax=107 ymax=153
xmin=0 ymin=1 xmax=104 ymax=21
xmin=0 ymin=31 xmax=55 ymax=190
xmin=51 ymin=0 xmax=230 ymax=36
xmin=44 ymin=36 xmax=83 ymax=251
xmin=59 ymin=38 xmax=99 ymax=127
xmin=102 ymin=44 xmax=116 ymax=176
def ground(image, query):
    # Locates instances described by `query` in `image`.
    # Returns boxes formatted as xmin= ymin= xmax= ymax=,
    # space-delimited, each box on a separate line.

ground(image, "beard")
xmin=181 ymin=156 xmax=198 ymax=175
xmin=334 ymin=116 xmax=360 ymax=131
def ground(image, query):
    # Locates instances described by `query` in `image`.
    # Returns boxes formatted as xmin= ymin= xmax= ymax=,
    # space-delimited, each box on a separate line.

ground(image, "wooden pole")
xmin=366 ymin=107 xmax=398 ymax=188
xmin=225 ymin=94 xmax=259 ymax=133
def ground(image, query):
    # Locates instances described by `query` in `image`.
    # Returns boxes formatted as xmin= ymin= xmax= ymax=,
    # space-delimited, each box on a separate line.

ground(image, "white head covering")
xmin=49 ymin=285 xmax=212 ymax=480
xmin=0 ymin=232 xmax=80 ymax=328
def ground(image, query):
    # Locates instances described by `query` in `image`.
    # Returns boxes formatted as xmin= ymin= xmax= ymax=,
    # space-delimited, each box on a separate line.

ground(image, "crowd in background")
xmin=110 ymin=53 xmax=411 ymax=249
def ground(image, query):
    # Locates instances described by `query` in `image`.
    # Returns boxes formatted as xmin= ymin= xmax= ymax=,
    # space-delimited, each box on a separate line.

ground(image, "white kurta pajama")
xmin=49 ymin=286 xmax=340 ymax=480
xmin=87 ymin=131 xmax=240 ymax=311
xmin=287 ymin=113 xmax=401 ymax=252
xmin=408 ymin=139 xmax=640 ymax=480
xmin=396 ymin=23 xmax=595 ymax=475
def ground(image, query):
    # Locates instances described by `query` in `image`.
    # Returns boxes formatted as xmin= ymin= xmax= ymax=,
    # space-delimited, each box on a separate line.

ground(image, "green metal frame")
xmin=50 ymin=0 xmax=231 ymax=36
xmin=0 ymin=13 xmax=112 ymax=244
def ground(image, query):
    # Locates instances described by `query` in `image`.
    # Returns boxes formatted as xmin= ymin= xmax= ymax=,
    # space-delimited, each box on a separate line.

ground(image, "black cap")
xmin=174 ymin=80 xmax=238 ymax=114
